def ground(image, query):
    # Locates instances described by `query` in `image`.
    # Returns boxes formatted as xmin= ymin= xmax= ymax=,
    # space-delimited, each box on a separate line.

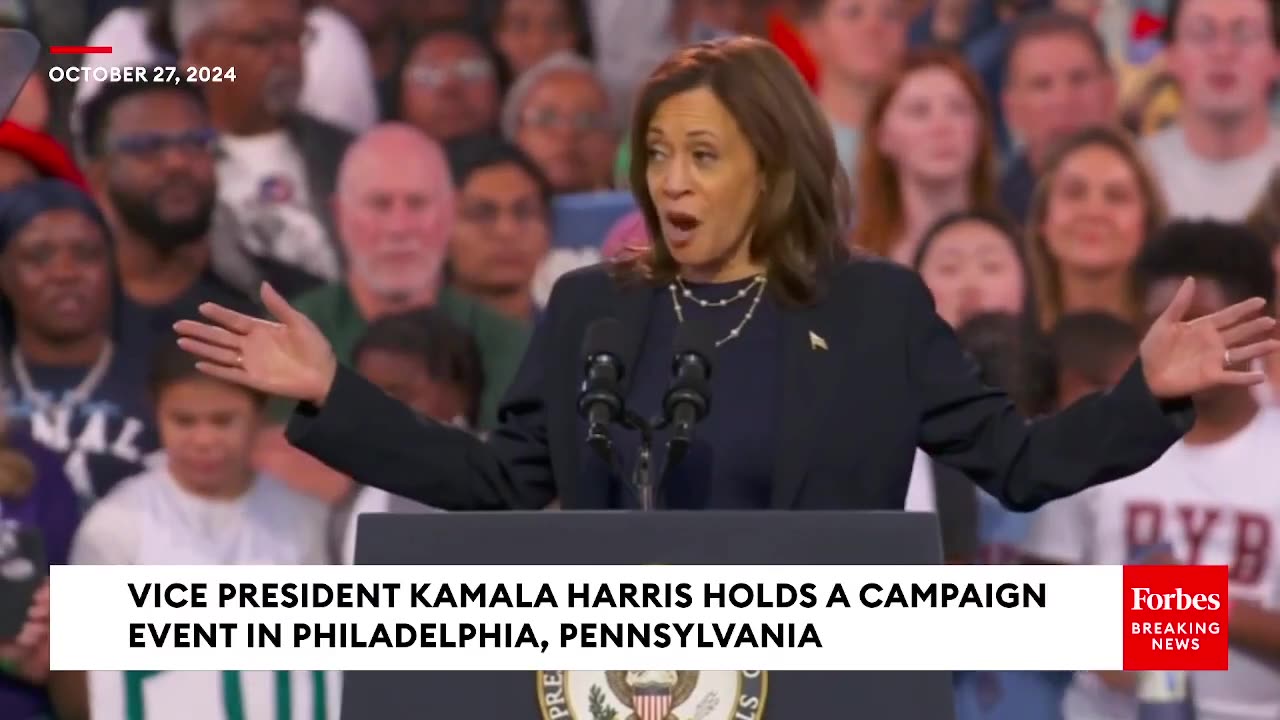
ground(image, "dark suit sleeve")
xmin=902 ymin=272 xmax=1195 ymax=511
xmin=283 ymin=289 xmax=562 ymax=511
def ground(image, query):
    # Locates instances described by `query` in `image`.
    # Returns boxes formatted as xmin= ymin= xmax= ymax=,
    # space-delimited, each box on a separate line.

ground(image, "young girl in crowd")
xmin=68 ymin=342 xmax=334 ymax=718
xmin=851 ymin=49 xmax=999 ymax=265
xmin=69 ymin=342 xmax=330 ymax=566
xmin=912 ymin=211 xmax=1063 ymax=720
xmin=908 ymin=210 xmax=1033 ymax=565
xmin=334 ymin=309 xmax=485 ymax=564
xmin=1024 ymin=125 xmax=1166 ymax=331
xmin=913 ymin=209 xmax=1031 ymax=329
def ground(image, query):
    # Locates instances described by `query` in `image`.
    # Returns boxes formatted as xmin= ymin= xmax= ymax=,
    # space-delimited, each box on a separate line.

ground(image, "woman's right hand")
xmin=174 ymin=283 xmax=338 ymax=406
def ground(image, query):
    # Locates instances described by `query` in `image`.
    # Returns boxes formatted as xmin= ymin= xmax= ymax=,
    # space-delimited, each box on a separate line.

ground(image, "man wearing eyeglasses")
xmin=1142 ymin=0 xmax=1280 ymax=221
xmin=169 ymin=0 xmax=354 ymax=293
xmin=77 ymin=75 xmax=261 ymax=341
xmin=398 ymin=24 xmax=503 ymax=142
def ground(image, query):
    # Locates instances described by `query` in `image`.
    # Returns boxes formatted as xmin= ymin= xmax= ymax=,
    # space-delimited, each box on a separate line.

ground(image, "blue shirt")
xmin=584 ymin=276 xmax=782 ymax=509
xmin=953 ymin=492 xmax=1071 ymax=720
xmin=832 ymin=121 xmax=861 ymax=187
xmin=1 ymin=346 xmax=159 ymax=507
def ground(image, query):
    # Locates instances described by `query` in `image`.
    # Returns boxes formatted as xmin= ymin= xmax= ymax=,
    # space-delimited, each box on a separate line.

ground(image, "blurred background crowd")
xmin=0 ymin=0 xmax=1277 ymax=718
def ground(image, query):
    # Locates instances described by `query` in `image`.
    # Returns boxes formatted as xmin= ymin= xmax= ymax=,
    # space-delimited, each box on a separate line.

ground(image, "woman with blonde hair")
xmin=850 ymin=48 xmax=999 ymax=265
xmin=1024 ymin=125 xmax=1167 ymax=332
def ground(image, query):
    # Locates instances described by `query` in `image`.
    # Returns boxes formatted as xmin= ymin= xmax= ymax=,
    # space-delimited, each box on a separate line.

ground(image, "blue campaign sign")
xmin=551 ymin=191 xmax=637 ymax=251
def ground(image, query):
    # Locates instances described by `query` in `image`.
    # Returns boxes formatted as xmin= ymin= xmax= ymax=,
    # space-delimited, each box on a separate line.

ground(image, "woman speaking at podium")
xmin=175 ymin=37 xmax=1278 ymax=513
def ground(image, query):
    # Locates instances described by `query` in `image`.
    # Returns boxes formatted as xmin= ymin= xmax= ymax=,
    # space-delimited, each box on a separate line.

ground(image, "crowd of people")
xmin=0 ymin=0 xmax=1277 ymax=718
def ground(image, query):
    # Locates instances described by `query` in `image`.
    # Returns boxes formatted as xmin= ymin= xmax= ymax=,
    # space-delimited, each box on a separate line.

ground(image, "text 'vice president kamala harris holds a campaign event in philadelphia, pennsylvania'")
xmin=173 ymin=36 xmax=1280 ymax=514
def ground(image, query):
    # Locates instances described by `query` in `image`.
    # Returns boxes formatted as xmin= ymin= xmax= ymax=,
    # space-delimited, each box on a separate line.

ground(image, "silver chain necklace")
xmin=10 ymin=340 xmax=115 ymax=414
xmin=668 ymin=275 xmax=768 ymax=348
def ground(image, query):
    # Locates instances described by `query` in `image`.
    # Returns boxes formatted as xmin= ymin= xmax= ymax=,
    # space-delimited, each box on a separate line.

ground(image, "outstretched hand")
xmin=1140 ymin=277 xmax=1280 ymax=399
xmin=173 ymin=283 xmax=338 ymax=406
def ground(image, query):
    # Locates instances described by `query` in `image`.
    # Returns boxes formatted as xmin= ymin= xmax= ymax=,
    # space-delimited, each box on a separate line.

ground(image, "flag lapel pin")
xmin=809 ymin=331 xmax=828 ymax=351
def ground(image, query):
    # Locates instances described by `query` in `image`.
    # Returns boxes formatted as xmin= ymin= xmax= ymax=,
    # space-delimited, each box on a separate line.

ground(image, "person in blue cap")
xmin=0 ymin=178 xmax=160 ymax=507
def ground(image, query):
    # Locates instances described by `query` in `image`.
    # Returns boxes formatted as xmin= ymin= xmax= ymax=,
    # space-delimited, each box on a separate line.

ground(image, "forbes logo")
xmin=1130 ymin=587 xmax=1222 ymax=612
xmin=1122 ymin=565 xmax=1229 ymax=672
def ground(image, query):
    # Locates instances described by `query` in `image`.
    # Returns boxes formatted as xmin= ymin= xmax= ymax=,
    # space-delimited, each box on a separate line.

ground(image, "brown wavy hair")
xmin=614 ymin=36 xmax=851 ymax=306
xmin=850 ymin=49 xmax=999 ymax=258
xmin=1024 ymin=125 xmax=1167 ymax=331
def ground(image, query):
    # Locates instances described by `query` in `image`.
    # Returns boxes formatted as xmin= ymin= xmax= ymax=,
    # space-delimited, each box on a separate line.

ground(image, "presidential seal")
xmin=537 ymin=670 xmax=767 ymax=720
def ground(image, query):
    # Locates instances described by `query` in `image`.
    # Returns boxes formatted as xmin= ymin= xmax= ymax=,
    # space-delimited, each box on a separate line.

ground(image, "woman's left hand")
xmin=1141 ymin=277 xmax=1280 ymax=399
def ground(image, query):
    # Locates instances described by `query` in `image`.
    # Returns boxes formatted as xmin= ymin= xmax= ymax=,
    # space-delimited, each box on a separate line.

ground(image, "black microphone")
xmin=663 ymin=321 xmax=714 ymax=449
xmin=577 ymin=319 xmax=627 ymax=463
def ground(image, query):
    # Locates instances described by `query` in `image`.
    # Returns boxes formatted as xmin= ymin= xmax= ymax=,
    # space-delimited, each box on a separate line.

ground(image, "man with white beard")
xmin=253 ymin=125 xmax=529 ymax=501
xmin=170 ymin=0 xmax=354 ymax=293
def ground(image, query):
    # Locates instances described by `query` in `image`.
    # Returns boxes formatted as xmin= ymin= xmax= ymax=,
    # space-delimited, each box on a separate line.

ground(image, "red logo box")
xmin=1123 ymin=565 xmax=1229 ymax=671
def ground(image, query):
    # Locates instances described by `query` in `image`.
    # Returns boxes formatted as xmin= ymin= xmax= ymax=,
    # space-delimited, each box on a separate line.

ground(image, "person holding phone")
xmin=0 ymin=405 xmax=85 ymax=720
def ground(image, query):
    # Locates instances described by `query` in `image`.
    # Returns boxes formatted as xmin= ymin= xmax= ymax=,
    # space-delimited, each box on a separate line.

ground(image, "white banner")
xmin=51 ymin=564 xmax=1124 ymax=672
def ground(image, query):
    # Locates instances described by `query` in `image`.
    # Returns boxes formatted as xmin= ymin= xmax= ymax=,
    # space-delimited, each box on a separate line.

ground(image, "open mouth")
xmin=664 ymin=211 xmax=701 ymax=242
xmin=1208 ymin=72 xmax=1238 ymax=90
xmin=48 ymin=293 xmax=87 ymax=314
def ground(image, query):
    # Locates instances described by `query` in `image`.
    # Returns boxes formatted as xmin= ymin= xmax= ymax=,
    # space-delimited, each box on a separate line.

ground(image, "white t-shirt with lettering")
xmin=69 ymin=460 xmax=330 ymax=566
xmin=1023 ymin=409 xmax=1280 ymax=720
xmin=71 ymin=462 xmax=337 ymax=720
xmin=1142 ymin=124 xmax=1280 ymax=221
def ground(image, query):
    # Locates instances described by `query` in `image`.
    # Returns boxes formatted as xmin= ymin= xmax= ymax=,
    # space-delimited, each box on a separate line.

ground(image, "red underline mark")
xmin=50 ymin=46 xmax=112 ymax=54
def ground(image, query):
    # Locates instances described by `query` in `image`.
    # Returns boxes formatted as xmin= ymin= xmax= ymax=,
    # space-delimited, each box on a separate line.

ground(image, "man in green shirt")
xmin=258 ymin=123 xmax=530 ymax=501
xmin=289 ymin=122 xmax=529 ymax=428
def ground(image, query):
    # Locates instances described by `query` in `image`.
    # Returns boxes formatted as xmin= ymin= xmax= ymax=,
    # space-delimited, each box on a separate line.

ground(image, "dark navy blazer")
xmin=286 ymin=256 xmax=1194 ymax=512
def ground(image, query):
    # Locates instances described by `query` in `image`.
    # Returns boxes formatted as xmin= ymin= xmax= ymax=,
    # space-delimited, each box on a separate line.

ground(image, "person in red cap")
xmin=0 ymin=122 xmax=88 ymax=193
xmin=766 ymin=4 xmax=820 ymax=90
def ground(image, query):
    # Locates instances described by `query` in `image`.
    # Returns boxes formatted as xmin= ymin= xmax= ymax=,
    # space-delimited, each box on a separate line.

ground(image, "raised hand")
xmin=1140 ymin=277 xmax=1280 ymax=399
xmin=174 ymin=283 xmax=338 ymax=405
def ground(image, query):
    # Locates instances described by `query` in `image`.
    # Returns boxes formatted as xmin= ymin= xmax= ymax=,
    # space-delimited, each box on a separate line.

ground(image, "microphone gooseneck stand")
xmin=622 ymin=410 xmax=657 ymax=511
xmin=578 ymin=318 xmax=712 ymax=512
xmin=586 ymin=410 xmax=691 ymax=512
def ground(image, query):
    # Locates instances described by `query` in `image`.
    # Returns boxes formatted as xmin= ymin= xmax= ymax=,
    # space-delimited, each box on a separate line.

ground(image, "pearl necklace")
xmin=668 ymin=275 xmax=768 ymax=348
xmin=673 ymin=275 xmax=764 ymax=307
